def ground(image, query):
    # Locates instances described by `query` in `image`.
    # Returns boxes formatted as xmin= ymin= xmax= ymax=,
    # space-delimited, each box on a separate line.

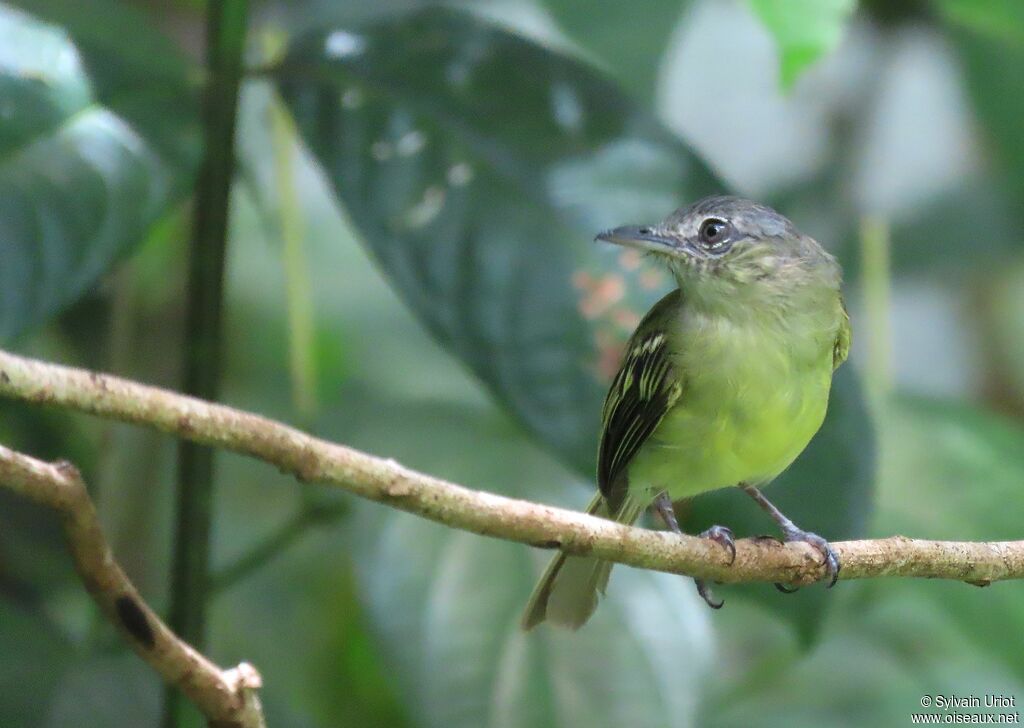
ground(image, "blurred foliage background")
xmin=1 ymin=0 xmax=1024 ymax=726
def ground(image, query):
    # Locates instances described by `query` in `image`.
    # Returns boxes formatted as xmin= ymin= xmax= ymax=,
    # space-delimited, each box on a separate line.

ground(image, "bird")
xmin=521 ymin=195 xmax=851 ymax=630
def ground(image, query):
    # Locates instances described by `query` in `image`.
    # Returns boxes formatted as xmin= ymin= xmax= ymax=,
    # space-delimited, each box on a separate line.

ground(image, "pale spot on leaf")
xmin=446 ymin=60 xmax=470 ymax=87
xmin=551 ymin=81 xmax=583 ymax=132
xmin=325 ymin=30 xmax=366 ymax=59
xmin=402 ymin=185 xmax=445 ymax=228
xmin=396 ymin=130 xmax=426 ymax=157
xmin=342 ymin=88 xmax=363 ymax=109
xmin=447 ymin=162 xmax=473 ymax=187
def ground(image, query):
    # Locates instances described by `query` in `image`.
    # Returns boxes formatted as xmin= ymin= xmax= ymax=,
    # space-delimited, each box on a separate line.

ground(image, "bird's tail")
xmin=520 ymin=492 xmax=644 ymax=631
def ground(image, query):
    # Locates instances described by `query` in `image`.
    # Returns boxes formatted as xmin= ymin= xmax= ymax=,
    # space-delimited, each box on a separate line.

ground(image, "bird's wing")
xmin=597 ymin=290 xmax=684 ymax=514
xmin=833 ymin=297 xmax=851 ymax=371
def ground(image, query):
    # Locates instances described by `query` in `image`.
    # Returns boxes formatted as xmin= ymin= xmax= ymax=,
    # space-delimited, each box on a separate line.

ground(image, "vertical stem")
xmin=270 ymin=93 xmax=319 ymax=421
xmin=166 ymin=2 xmax=249 ymax=726
xmin=859 ymin=215 xmax=892 ymax=409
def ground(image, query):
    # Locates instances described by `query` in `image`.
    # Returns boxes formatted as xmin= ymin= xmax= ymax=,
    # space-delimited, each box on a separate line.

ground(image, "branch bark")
xmin=1 ymin=346 xmax=1022 ymax=591
xmin=0 ymin=444 xmax=265 ymax=728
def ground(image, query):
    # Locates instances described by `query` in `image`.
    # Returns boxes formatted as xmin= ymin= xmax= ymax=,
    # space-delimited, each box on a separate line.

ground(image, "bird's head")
xmin=596 ymin=195 xmax=839 ymax=308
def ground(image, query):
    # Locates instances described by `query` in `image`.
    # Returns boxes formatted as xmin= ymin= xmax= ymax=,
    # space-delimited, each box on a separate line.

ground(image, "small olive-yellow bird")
xmin=522 ymin=196 xmax=850 ymax=629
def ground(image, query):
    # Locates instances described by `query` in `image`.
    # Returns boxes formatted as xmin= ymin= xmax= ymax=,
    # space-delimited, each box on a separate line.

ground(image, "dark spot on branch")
xmin=0 ymin=370 xmax=9 ymax=384
xmin=530 ymin=539 xmax=562 ymax=550
xmin=116 ymin=595 xmax=155 ymax=649
xmin=53 ymin=460 xmax=82 ymax=480
xmin=293 ymin=456 xmax=321 ymax=483
xmin=966 ymin=579 xmax=992 ymax=588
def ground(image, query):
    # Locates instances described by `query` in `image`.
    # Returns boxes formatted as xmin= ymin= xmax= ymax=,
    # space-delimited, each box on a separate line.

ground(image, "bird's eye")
xmin=698 ymin=218 xmax=732 ymax=250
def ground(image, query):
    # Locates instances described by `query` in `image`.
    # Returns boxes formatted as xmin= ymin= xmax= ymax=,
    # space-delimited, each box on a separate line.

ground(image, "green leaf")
xmin=275 ymin=7 xmax=720 ymax=473
xmin=878 ymin=396 xmax=1024 ymax=678
xmin=0 ymin=4 xmax=199 ymax=341
xmin=747 ymin=0 xmax=856 ymax=88
xmin=277 ymin=6 xmax=873 ymax=637
xmin=935 ymin=0 xmax=1024 ymax=45
xmin=946 ymin=17 xmax=1024 ymax=227
xmin=544 ymin=0 xmax=691 ymax=100
xmin=8 ymin=0 xmax=197 ymax=91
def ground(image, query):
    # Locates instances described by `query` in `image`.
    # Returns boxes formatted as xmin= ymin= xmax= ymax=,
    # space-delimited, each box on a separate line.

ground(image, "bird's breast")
xmin=629 ymin=307 xmax=836 ymax=499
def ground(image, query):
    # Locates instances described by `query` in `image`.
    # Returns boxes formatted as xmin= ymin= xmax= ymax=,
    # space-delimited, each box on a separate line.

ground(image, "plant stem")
xmin=166 ymin=2 xmax=249 ymax=727
xmin=271 ymin=92 xmax=319 ymax=421
xmin=210 ymin=500 xmax=348 ymax=595
xmin=859 ymin=215 xmax=892 ymax=410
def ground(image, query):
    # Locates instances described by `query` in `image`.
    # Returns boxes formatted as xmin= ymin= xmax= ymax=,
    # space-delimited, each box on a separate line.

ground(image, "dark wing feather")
xmin=833 ymin=297 xmax=851 ymax=370
xmin=597 ymin=290 xmax=684 ymax=514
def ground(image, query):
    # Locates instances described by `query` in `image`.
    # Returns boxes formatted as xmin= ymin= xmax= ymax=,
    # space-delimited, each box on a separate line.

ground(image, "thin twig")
xmin=210 ymin=500 xmax=347 ymax=595
xmin=1 ymin=347 xmax=1022 ymax=587
xmin=0 ymin=444 xmax=266 ymax=728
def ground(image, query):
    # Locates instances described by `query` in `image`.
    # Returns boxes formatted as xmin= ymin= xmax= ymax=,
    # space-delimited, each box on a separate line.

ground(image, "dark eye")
xmin=698 ymin=218 xmax=731 ymax=249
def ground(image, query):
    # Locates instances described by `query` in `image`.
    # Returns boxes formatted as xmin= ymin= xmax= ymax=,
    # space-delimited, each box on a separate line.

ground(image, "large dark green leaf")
xmin=0 ymin=3 xmax=199 ymax=340
xmin=276 ymin=7 xmax=873 ymax=636
xmin=275 ymin=7 xmax=719 ymax=472
xmin=543 ymin=0 xmax=690 ymax=100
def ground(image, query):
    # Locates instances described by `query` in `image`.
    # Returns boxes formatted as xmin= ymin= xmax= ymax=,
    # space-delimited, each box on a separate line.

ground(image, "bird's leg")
xmin=653 ymin=492 xmax=734 ymax=609
xmin=740 ymin=484 xmax=840 ymax=589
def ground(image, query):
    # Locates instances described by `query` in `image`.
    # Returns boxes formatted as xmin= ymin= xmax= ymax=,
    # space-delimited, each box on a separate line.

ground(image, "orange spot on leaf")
xmin=579 ymin=274 xmax=625 ymax=319
xmin=639 ymin=268 xmax=665 ymax=290
xmin=612 ymin=307 xmax=641 ymax=331
xmin=618 ymin=249 xmax=641 ymax=271
xmin=572 ymin=270 xmax=594 ymax=290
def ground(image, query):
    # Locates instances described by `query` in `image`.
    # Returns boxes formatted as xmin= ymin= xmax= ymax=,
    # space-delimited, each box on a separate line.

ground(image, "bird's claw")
xmin=693 ymin=525 xmax=734 ymax=608
xmin=695 ymin=579 xmax=723 ymax=609
xmin=782 ymin=527 xmax=841 ymax=589
xmin=699 ymin=524 xmax=736 ymax=565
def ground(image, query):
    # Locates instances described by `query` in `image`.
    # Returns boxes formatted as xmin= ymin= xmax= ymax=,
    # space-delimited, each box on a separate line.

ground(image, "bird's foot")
xmin=739 ymin=485 xmax=840 ymax=592
xmin=699 ymin=524 xmax=736 ymax=565
xmin=694 ymin=579 xmax=723 ymax=609
xmin=693 ymin=525 xmax=734 ymax=609
xmin=776 ymin=527 xmax=841 ymax=591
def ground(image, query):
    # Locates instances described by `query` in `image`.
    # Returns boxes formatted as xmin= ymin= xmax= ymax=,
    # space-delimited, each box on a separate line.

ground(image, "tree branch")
xmin=1 ymin=346 xmax=1022 ymax=588
xmin=0 ymin=444 xmax=265 ymax=728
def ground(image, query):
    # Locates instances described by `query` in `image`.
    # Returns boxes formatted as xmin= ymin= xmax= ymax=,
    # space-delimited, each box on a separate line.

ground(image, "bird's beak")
xmin=595 ymin=225 xmax=687 ymax=256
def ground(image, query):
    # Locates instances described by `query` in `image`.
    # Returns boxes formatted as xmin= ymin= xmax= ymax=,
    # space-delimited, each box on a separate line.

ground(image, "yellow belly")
xmin=627 ymin=328 xmax=834 ymax=501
